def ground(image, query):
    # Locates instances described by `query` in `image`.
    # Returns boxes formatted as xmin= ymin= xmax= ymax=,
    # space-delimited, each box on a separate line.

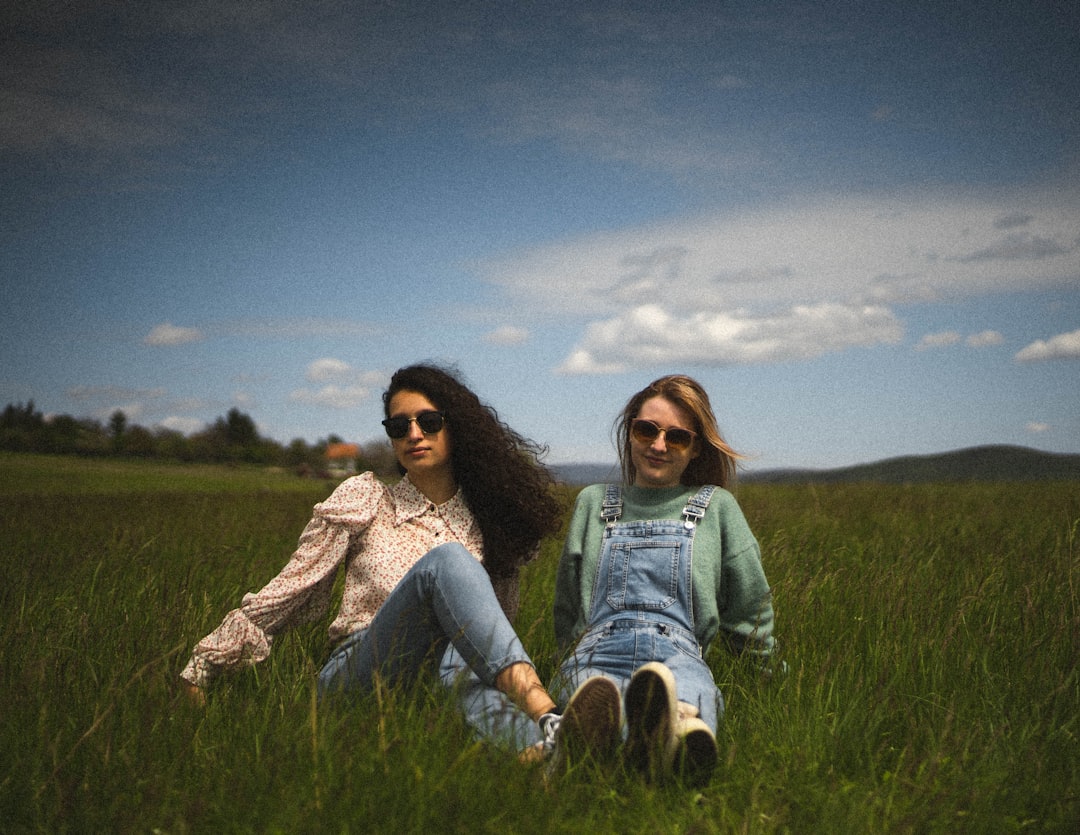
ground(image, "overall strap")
xmin=601 ymin=484 xmax=623 ymax=523
xmin=681 ymin=485 xmax=717 ymax=526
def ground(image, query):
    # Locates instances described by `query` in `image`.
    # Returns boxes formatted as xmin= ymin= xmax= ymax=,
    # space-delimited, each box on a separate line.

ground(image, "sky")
xmin=2 ymin=0 xmax=1079 ymax=472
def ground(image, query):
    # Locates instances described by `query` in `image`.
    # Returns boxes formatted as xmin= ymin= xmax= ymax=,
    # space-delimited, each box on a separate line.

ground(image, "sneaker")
xmin=546 ymin=676 xmax=622 ymax=774
xmin=673 ymin=717 xmax=718 ymax=787
xmin=623 ymin=662 xmax=679 ymax=781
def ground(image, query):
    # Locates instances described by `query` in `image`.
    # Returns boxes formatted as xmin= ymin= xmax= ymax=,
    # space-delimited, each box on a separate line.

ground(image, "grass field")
xmin=2 ymin=452 xmax=1078 ymax=833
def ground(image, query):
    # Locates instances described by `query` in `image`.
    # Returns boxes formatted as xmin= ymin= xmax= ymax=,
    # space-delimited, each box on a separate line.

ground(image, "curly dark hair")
xmin=383 ymin=364 xmax=563 ymax=577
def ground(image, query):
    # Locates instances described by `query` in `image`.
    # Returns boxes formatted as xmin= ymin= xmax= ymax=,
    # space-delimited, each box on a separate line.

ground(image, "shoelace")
xmin=538 ymin=712 xmax=561 ymax=753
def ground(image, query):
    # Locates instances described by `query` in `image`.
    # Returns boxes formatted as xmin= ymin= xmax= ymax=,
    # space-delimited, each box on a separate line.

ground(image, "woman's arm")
xmin=710 ymin=492 xmax=778 ymax=662
xmin=180 ymin=474 xmax=383 ymax=688
xmin=553 ymin=487 xmax=602 ymax=654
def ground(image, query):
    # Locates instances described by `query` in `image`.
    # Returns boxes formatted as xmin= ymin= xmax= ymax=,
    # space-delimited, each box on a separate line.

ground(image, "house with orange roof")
xmin=325 ymin=442 xmax=361 ymax=476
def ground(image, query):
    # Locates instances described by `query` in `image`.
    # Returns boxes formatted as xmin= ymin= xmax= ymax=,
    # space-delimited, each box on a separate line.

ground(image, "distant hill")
xmin=550 ymin=462 xmax=620 ymax=486
xmin=552 ymin=446 xmax=1080 ymax=486
xmin=743 ymin=445 xmax=1080 ymax=484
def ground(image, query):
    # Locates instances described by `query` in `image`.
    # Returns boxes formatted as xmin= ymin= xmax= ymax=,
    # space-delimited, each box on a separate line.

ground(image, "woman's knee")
xmin=420 ymin=541 xmax=472 ymax=564
xmin=419 ymin=541 xmax=485 ymax=578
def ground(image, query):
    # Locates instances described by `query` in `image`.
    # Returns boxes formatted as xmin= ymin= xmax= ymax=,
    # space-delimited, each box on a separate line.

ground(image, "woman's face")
xmin=629 ymin=395 xmax=700 ymax=488
xmin=386 ymin=390 xmax=453 ymax=479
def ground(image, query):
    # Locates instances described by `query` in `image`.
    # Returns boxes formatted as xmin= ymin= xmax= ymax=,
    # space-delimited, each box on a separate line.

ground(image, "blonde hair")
xmin=616 ymin=375 xmax=743 ymax=489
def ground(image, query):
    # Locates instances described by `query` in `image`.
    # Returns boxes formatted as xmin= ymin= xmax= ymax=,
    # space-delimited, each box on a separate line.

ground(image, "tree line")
xmin=0 ymin=401 xmax=398 ymax=477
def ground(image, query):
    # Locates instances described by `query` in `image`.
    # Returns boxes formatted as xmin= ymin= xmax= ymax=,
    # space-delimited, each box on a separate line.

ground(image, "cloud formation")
xmin=290 ymin=358 xmax=384 ymax=410
xmin=158 ymin=416 xmax=206 ymax=435
xmin=916 ymin=332 xmax=962 ymax=351
xmin=144 ymin=323 xmax=204 ymax=346
xmin=558 ymin=302 xmax=902 ymax=373
xmin=307 ymin=358 xmax=353 ymax=382
xmin=289 ymin=385 xmax=371 ymax=410
xmin=143 ymin=319 xmax=378 ymax=348
xmin=476 ymin=190 xmax=1079 ymax=373
xmin=916 ymin=330 xmax=1005 ymax=351
xmin=1015 ymin=329 xmax=1080 ymax=362
xmin=484 ymin=325 xmax=530 ymax=346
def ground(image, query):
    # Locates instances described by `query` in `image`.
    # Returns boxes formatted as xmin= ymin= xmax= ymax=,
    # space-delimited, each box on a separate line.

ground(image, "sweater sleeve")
xmin=553 ymin=486 xmax=602 ymax=654
xmin=180 ymin=474 xmax=383 ymax=687
xmin=714 ymin=496 xmax=777 ymax=662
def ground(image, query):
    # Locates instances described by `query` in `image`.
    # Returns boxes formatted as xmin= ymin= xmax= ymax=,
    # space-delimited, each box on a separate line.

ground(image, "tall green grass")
xmin=2 ymin=454 xmax=1077 ymax=832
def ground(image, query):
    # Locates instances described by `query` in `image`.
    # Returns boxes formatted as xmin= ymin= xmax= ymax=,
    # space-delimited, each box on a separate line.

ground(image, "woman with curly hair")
xmin=181 ymin=364 xmax=618 ymax=759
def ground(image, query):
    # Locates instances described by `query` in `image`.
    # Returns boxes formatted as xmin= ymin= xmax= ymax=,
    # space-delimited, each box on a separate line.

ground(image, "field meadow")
xmin=1 ymin=452 xmax=1077 ymax=833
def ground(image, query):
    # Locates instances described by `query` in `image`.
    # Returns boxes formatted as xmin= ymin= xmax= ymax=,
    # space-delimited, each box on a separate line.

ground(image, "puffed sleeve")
xmin=180 ymin=474 xmax=384 ymax=687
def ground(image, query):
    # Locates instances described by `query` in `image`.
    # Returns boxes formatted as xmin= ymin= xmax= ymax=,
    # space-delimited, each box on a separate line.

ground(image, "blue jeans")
xmin=317 ymin=542 xmax=542 ymax=750
xmin=555 ymin=619 xmax=723 ymax=732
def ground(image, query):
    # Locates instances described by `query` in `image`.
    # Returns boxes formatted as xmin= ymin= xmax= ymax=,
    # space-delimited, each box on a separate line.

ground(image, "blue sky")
xmin=2 ymin=0 xmax=1078 ymax=470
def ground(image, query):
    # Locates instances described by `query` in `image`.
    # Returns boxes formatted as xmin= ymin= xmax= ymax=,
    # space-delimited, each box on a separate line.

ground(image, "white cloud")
xmin=1026 ymin=421 xmax=1051 ymax=434
xmin=474 ymin=188 xmax=1078 ymax=374
xmin=556 ymin=302 xmax=902 ymax=374
xmin=143 ymin=323 xmax=204 ymax=346
xmin=307 ymin=357 xmax=353 ymax=382
xmin=476 ymin=191 xmax=1079 ymax=316
xmin=484 ymin=325 xmax=530 ymax=346
xmin=289 ymin=385 xmax=371 ymax=409
xmin=301 ymin=358 xmax=385 ymax=391
xmin=1015 ymin=328 xmax=1080 ymax=362
xmin=966 ymin=330 xmax=1004 ymax=348
xmin=157 ymin=416 xmax=205 ymax=435
xmin=916 ymin=330 xmax=1004 ymax=351
xmin=143 ymin=320 xmax=379 ymax=349
xmin=94 ymin=402 xmax=145 ymax=422
xmin=916 ymin=331 xmax=961 ymax=351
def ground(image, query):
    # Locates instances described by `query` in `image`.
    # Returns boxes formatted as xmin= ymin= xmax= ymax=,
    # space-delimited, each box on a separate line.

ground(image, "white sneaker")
xmin=546 ymin=675 xmax=622 ymax=775
xmin=623 ymin=662 xmax=679 ymax=781
xmin=673 ymin=716 xmax=718 ymax=787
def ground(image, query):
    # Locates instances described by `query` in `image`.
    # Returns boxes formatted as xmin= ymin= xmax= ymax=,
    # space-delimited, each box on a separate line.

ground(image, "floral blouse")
xmin=180 ymin=472 xmax=508 ymax=688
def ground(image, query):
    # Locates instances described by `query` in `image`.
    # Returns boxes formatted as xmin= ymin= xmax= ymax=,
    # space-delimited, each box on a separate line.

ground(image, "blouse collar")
xmin=391 ymin=475 xmax=466 ymax=525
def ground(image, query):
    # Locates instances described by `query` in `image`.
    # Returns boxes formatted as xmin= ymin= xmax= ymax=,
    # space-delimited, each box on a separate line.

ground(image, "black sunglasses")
xmin=630 ymin=418 xmax=697 ymax=452
xmin=381 ymin=410 xmax=447 ymax=439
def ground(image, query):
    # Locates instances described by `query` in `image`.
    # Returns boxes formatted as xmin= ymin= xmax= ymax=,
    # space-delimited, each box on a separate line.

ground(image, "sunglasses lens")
xmin=382 ymin=417 xmax=409 ymax=439
xmin=665 ymin=429 xmax=693 ymax=450
xmin=416 ymin=411 xmax=445 ymax=434
xmin=382 ymin=411 xmax=445 ymax=439
xmin=631 ymin=420 xmax=661 ymax=443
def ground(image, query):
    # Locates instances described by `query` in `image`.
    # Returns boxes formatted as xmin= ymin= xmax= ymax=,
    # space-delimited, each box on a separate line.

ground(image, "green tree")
xmin=109 ymin=410 xmax=128 ymax=452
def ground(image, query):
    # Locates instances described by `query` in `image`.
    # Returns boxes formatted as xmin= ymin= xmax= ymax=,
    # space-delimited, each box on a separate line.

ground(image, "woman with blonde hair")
xmin=553 ymin=374 xmax=780 ymax=785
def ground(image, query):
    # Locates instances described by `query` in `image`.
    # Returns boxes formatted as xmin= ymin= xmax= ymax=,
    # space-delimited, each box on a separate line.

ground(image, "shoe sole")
xmin=552 ymin=676 xmax=622 ymax=771
xmin=623 ymin=662 xmax=678 ymax=781
xmin=674 ymin=721 xmax=718 ymax=787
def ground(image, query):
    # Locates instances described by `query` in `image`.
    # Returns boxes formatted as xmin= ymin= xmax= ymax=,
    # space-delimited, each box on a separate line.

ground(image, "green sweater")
xmin=554 ymin=483 xmax=777 ymax=662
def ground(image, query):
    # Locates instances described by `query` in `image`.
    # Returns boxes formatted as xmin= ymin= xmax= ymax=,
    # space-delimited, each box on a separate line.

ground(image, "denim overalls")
xmin=558 ymin=484 xmax=724 ymax=732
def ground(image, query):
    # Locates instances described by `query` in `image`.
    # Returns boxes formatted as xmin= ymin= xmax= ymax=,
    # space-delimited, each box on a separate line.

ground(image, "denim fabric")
xmin=317 ymin=542 xmax=538 ymax=748
xmin=556 ymin=485 xmax=724 ymax=731
xmin=439 ymin=646 xmax=542 ymax=751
